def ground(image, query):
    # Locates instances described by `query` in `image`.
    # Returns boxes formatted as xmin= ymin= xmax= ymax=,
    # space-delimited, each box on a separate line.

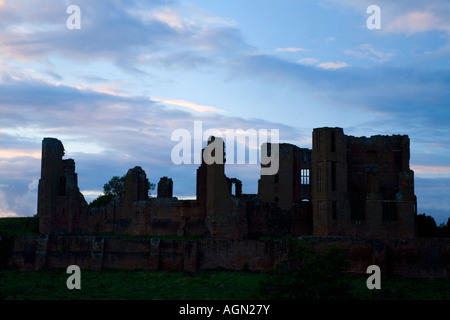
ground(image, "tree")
xmin=417 ymin=213 xmax=438 ymax=237
xmin=437 ymin=217 xmax=450 ymax=238
xmin=89 ymin=175 xmax=126 ymax=208
xmin=89 ymin=174 xmax=155 ymax=208
xmin=103 ymin=175 xmax=126 ymax=197
xmin=260 ymin=237 xmax=352 ymax=300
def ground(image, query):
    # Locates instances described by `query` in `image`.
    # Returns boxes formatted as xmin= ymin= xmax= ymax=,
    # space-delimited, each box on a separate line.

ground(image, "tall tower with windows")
xmin=311 ymin=127 xmax=348 ymax=236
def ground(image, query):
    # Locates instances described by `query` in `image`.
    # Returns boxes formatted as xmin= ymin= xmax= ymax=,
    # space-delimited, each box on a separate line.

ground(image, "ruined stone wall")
xmin=86 ymin=198 xmax=205 ymax=237
xmin=200 ymin=138 xmax=249 ymax=240
xmin=157 ymin=177 xmax=173 ymax=198
xmin=8 ymin=236 xmax=450 ymax=278
xmin=311 ymin=128 xmax=416 ymax=239
xmin=37 ymin=129 xmax=417 ymax=242
xmin=246 ymin=201 xmax=312 ymax=238
xmin=36 ymin=137 xmax=311 ymax=240
xmin=38 ymin=138 xmax=88 ymax=235
xmin=258 ymin=144 xmax=311 ymax=210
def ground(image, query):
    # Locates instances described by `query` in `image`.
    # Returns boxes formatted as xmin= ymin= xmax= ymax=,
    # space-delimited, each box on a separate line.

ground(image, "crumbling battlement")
xmin=37 ymin=127 xmax=417 ymax=240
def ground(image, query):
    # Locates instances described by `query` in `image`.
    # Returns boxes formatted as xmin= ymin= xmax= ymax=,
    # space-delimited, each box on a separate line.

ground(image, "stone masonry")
xmin=7 ymin=127 xmax=449 ymax=277
xmin=37 ymin=127 xmax=417 ymax=239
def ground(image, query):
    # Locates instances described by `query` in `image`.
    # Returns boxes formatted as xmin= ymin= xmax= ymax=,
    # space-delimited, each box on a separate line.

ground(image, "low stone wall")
xmin=6 ymin=236 xmax=450 ymax=278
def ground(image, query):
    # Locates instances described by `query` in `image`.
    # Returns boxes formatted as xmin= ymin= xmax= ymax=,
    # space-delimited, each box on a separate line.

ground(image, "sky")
xmin=0 ymin=0 xmax=449 ymax=224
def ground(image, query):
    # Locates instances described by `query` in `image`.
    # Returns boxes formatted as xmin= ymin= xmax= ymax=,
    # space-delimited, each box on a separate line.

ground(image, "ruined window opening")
xmin=317 ymin=163 xmax=323 ymax=192
xmin=331 ymin=131 xmax=336 ymax=152
xmin=318 ymin=201 xmax=323 ymax=219
xmin=301 ymin=169 xmax=310 ymax=185
xmin=331 ymin=162 xmax=336 ymax=191
xmin=231 ymin=183 xmax=236 ymax=196
xmin=58 ymin=176 xmax=66 ymax=197
xmin=382 ymin=202 xmax=397 ymax=221
xmin=332 ymin=201 xmax=337 ymax=220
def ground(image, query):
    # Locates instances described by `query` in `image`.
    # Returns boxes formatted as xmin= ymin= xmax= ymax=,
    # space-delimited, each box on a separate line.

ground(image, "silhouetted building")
xmin=157 ymin=177 xmax=173 ymax=198
xmin=37 ymin=127 xmax=416 ymax=239
xmin=311 ymin=127 xmax=416 ymax=238
xmin=258 ymin=143 xmax=311 ymax=210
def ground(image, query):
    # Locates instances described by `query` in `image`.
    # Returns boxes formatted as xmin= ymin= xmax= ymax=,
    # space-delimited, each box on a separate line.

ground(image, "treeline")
xmin=417 ymin=213 xmax=450 ymax=238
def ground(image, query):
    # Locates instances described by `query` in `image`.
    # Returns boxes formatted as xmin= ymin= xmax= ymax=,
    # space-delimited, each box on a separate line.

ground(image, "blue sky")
xmin=0 ymin=0 xmax=449 ymax=224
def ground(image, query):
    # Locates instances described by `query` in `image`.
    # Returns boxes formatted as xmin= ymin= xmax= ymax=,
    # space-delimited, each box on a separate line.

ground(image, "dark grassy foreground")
xmin=0 ymin=269 xmax=449 ymax=300
xmin=0 ymin=269 xmax=262 ymax=300
xmin=1 ymin=217 xmax=449 ymax=300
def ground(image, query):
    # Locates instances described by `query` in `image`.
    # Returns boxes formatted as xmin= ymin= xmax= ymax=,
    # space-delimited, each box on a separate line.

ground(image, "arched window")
xmin=301 ymin=169 xmax=309 ymax=185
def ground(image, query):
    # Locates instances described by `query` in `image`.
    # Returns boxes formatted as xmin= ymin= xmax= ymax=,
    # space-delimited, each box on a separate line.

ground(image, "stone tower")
xmin=123 ymin=166 xmax=149 ymax=205
xmin=311 ymin=127 xmax=416 ymax=238
xmin=201 ymin=137 xmax=248 ymax=239
xmin=37 ymin=138 xmax=88 ymax=234
xmin=311 ymin=127 xmax=348 ymax=236
xmin=157 ymin=176 xmax=173 ymax=198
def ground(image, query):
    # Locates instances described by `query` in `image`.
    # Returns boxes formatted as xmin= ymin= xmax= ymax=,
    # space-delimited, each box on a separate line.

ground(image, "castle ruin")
xmin=36 ymin=127 xmax=417 ymax=240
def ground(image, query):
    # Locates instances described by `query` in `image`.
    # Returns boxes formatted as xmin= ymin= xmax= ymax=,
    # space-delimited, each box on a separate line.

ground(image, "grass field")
xmin=0 ymin=269 xmax=262 ymax=300
xmin=1 ymin=269 xmax=449 ymax=300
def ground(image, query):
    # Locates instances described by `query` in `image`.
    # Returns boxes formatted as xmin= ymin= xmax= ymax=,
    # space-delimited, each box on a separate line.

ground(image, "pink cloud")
xmin=0 ymin=149 xmax=41 ymax=160
xmin=153 ymin=98 xmax=227 ymax=114
xmin=411 ymin=165 xmax=450 ymax=174
xmin=317 ymin=61 xmax=348 ymax=70
xmin=386 ymin=11 xmax=450 ymax=35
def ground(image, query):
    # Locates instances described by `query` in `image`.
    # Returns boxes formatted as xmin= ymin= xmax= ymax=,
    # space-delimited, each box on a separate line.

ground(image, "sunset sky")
xmin=0 ymin=0 xmax=449 ymax=224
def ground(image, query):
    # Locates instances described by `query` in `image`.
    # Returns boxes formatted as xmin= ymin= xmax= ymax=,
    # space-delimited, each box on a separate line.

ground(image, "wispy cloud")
xmin=0 ymin=74 xmax=301 ymax=216
xmin=411 ymin=165 xmax=450 ymax=174
xmin=154 ymin=98 xmax=227 ymax=114
xmin=0 ymin=149 xmax=41 ymax=159
xmin=297 ymin=58 xmax=319 ymax=65
xmin=143 ymin=7 xmax=189 ymax=30
xmin=276 ymin=47 xmax=307 ymax=52
xmin=386 ymin=11 xmax=450 ymax=35
xmin=317 ymin=61 xmax=348 ymax=70
xmin=344 ymin=44 xmax=395 ymax=62
xmin=0 ymin=0 xmax=252 ymax=72
xmin=0 ymin=0 xmax=449 ymax=226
